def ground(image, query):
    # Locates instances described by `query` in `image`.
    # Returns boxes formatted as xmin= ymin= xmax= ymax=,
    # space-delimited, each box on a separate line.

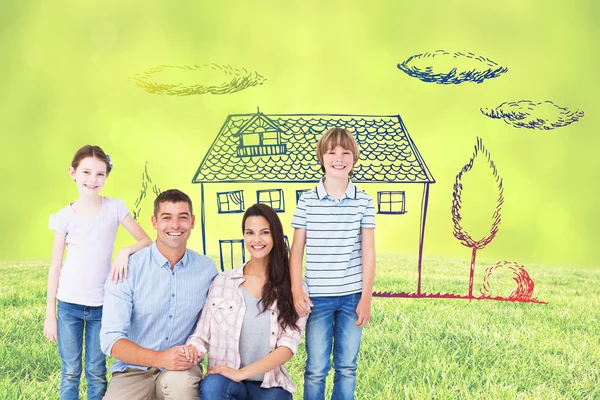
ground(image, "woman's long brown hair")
xmin=242 ymin=203 xmax=300 ymax=331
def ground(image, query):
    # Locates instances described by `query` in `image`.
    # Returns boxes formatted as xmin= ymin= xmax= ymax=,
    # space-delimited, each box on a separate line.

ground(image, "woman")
xmin=187 ymin=203 xmax=308 ymax=399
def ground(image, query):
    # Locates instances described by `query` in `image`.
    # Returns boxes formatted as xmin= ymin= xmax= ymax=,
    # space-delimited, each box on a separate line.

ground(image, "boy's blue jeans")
xmin=199 ymin=374 xmax=292 ymax=399
xmin=57 ymin=300 xmax=107 ymax=400
xmin=304 ymin=293 xmax=363 ymax=400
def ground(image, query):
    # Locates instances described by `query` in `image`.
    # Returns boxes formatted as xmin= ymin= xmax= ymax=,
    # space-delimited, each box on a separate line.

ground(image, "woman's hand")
xmin=110 ymin=248 xmax=131 ymax=283
xmin=180 ymin=344 xmax=202 ymax=364
xmin=206 ymin=365 xmax=246 ymax=382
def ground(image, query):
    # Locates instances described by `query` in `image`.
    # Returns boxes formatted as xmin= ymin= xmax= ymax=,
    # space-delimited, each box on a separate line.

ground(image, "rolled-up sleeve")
xmin=276 ymin=282 xmax=309 ymax=355
xmin=100 ymin=272 xmax=134 ymax=356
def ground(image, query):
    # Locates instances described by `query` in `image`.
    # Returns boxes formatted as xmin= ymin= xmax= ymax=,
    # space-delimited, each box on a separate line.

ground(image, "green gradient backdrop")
xmin=1 ymin=0 xmax=598 ymax=267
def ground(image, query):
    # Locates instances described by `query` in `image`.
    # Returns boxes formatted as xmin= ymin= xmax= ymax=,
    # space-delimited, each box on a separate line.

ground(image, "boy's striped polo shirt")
xmin=291 ymin=178 xmax=376 ymax=297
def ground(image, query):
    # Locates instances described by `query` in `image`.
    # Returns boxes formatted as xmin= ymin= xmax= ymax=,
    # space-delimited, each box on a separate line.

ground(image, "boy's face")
xmin=322 ymin=145 xmax=354 ymax=179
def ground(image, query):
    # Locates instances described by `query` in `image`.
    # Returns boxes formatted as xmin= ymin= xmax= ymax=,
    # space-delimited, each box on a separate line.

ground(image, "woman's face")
xmin=244 ymin=215 xmax=274 ymax=261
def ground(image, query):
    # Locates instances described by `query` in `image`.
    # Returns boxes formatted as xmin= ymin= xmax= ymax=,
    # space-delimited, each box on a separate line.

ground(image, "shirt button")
xmin=169 ymin=315 xmax=172 ymax=318
xmin=271 ymin=312 xmax=275 ymax=315
xmin=272 ymin=332 xmax=275 ymax=335
xmin=172 ymin=294 xmax=175 ymax=297
xmin=165 ymin=337 xmax=168 ymax=340
xmin=172 ymin=272 xmax=175 ymax=276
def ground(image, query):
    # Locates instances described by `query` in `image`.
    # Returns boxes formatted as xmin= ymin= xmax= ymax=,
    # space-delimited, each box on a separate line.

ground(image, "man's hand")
xmin=206 ymin=365 xmax=246 ymax=382
xmin=355 ymin=297 xmax=372 ymax=327
xmin=158 ymin=345 xmax=200 ymax=370
xmin=292 ymin=289 xmax=312 ymax=315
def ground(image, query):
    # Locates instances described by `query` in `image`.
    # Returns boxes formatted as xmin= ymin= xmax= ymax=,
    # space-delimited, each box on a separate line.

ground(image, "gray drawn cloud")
xmin=481 ymin=100 xmax=584 ymax=130
xmin=397 ymin=50 xmax=507 ymax=84
xmin=129 ymin=64 xmax=266 ymax=96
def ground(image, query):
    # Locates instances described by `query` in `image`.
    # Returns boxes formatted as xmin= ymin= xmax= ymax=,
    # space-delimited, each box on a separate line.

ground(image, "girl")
xmin=187 ymin=203 xmax=309 ymax=400
xmin=44 ymin=145 xmax=152 ymax=400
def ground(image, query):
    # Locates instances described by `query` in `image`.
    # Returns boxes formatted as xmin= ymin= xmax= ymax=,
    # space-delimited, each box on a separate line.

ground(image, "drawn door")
xmin=219 ymin=239 xmax=246 ymax=271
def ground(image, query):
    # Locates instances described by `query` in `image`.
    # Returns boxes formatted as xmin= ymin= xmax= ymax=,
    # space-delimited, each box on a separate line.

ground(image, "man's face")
xmin=152 ymin=201 xmax=195 ymax=252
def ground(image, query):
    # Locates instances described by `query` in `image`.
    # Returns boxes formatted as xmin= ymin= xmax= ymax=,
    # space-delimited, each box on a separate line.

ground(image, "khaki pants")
xmin=104 ymin=365 xmax=202 ymax=400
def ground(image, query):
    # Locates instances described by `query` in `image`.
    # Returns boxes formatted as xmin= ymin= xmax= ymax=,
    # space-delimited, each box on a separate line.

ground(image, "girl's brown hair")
xmin=71 ymin=145 xmax=112 ymax=175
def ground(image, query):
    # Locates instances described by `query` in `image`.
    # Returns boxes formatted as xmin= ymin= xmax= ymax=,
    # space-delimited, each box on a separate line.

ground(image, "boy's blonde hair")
xmin=316 ymin=128 xmax=360 ymax=176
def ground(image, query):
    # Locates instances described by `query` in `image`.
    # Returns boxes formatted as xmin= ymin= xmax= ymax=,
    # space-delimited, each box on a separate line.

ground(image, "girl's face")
xmin=69 ymin=157 xmax=108 ymax=197
xmin=244 ymin=215 xmax=273 ymax=261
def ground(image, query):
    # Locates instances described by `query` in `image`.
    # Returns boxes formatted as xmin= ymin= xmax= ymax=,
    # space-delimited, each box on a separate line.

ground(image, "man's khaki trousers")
xmin=103 ymin=365 xmax=202 ymax=400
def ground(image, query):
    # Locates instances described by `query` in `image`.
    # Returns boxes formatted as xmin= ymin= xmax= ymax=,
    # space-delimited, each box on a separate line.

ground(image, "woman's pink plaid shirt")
xmin=187 ymin=264 xmax=309 ymax=393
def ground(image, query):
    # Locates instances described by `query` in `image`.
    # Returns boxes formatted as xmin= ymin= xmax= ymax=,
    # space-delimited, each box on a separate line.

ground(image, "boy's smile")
xmin=323 ymin=145 xmax=355 ymax=178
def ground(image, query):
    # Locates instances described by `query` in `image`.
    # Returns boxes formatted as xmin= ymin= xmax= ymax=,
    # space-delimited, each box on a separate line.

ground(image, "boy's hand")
xmin=355 ymin=298 xmax=372 ymax=327
xmin=43 ymin=315 xmax=58 ymax=342
xmin=293 ymin=289 xmax=313 ymax=315
xmin=110 ymin=248 xmax=131 ymax=283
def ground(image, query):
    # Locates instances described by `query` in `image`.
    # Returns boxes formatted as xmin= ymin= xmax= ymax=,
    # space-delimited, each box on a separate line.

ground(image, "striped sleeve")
xmin=291 ymin=195 xmax=307 ymax=229
xmin=361 ymin=196 xmax=376 ymax=228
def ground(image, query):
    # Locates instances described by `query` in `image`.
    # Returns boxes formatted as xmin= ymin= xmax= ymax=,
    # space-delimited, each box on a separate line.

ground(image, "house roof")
xmin=192 ymin=112 xmax=435 ymax=184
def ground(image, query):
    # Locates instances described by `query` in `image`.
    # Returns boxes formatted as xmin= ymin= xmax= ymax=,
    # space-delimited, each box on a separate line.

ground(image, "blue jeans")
xmin=57 ymin=300 xmax=107 ymax=400
xmin=304 ymin=293 xmax=363 ymax=400
xmin=199 ymin=374 xmax=292 ymax=400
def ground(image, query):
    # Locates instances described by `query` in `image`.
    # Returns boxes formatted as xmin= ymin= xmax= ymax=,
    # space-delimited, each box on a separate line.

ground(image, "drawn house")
xmin=192 ymin=110 xmax=435 ymax=294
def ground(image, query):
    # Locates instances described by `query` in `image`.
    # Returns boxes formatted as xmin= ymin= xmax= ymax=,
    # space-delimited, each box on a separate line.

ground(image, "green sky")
xmin=1 ymin=0 xmax=598 ymax=267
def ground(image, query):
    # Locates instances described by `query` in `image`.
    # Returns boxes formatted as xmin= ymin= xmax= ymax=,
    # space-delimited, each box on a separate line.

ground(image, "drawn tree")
xmin=132 ymin=162 xmax=161 ymax=221
xmin=451 ymin=137 xmax=504 ymax=298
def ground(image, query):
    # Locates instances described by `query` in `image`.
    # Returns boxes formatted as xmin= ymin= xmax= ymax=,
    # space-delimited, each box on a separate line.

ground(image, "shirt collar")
xmin=316 ymin=177 xmax=357 ymax=200
xmin=231 ymin=263 xmax=276 ymax=310
xmin=151 ymin=241 xmax=189 ymax=269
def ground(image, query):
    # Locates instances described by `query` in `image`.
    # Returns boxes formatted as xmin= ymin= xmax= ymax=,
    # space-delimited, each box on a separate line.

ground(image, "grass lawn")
xmin=1 ymin=255 xmax=598 ymax=399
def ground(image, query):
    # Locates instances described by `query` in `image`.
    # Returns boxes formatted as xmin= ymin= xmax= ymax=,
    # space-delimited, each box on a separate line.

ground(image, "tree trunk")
xmin=468 ymin=247 xmax=477 ymax=298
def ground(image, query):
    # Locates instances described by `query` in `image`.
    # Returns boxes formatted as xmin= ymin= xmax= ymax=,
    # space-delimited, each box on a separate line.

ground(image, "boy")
xmin=290 ymin=127 xmax=376 ymax=400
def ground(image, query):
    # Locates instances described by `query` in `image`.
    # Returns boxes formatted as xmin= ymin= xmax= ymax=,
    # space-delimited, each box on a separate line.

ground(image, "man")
xmin=100 ymin=189 xmax=217 ymax=399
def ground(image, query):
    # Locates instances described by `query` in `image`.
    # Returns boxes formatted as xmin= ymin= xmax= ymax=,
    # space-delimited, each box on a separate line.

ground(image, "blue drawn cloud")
xmin=129 ymin=64 xmax=266 ymax=96
xmin=397 ymin=50 xmax=507 ymax=84
xmin=481 ymin=100 xmax=584 ymax=130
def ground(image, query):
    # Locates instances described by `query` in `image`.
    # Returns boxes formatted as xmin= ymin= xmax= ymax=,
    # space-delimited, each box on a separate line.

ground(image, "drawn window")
xmin=262 ymin=131 xmax=279 ymax=146
xmin=217 ymin=190 xmax=245 ymax=214
xmin=377 ymin=191 xmax=406 ymax=214
xmin=243 ymin=131 xmax=261 ymax=146
xmin=241 ymin=123 xmax=281 ymax=147
xmin=257 ymin=189 xmax=285 ymax=212
xmin=296 ymin=189 xmax=311 ymax=204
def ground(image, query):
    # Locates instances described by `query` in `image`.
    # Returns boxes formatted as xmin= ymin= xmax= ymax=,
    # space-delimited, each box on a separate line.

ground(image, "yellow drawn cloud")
xmin=129 ymin=64 xmax=266 ymax=96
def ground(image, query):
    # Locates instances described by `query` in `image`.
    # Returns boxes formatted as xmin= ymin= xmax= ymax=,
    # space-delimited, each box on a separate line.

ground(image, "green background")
xmin=1 ymin=0 xmax=598 ymax=268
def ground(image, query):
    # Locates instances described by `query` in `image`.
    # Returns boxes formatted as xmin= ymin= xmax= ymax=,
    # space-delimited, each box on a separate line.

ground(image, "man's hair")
xmin=315 ymin=127 xmax=360 ymax=176
xmin=153 ymin=189 xmax=193 ymax=216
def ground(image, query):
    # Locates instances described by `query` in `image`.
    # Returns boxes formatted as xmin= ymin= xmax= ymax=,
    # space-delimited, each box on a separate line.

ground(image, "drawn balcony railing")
xmin=236 ymin=144 xmax=287 ymax=157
